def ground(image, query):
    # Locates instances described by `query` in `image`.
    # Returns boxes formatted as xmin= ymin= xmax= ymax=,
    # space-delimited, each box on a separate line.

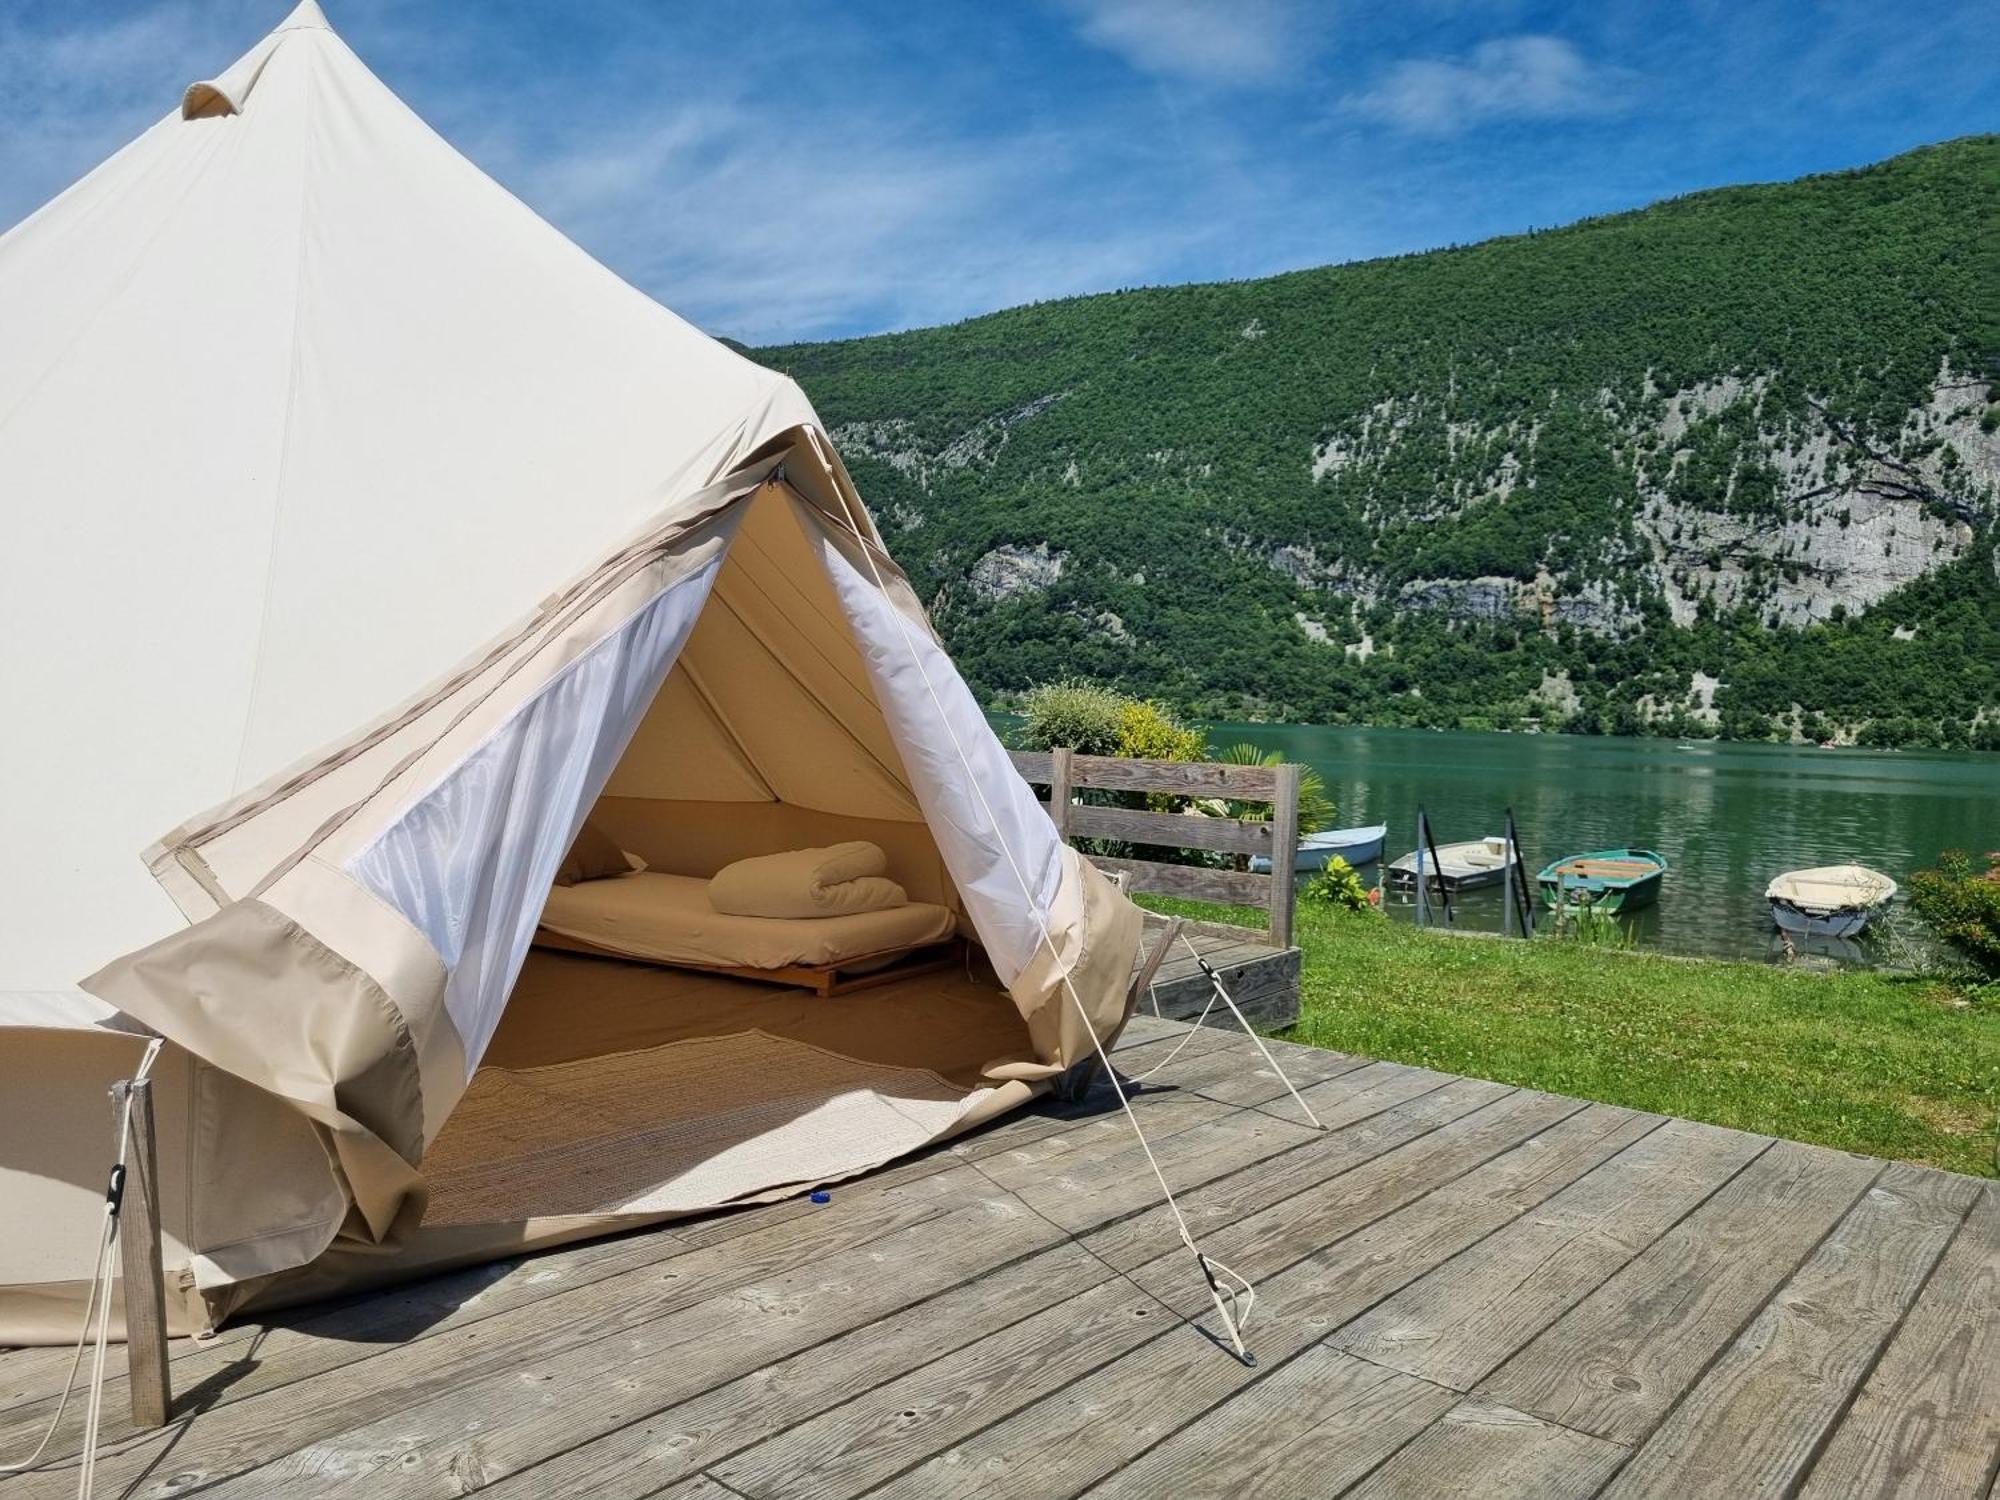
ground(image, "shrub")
xmin=1908 ymin=850 xmax=2000 ymax=979
xmin=1017 ymin=680 xmax=1205 ymax=763
xmin=1016 ymin=679 xmax=1127 ymax=756
xmin=1016 ymin=680 xmax=1208 ymax=862
xmin=1303 ymin=856 xmax=1375 ymax=914
xmin=1116 ymin=700 xmax=1206 ymax=763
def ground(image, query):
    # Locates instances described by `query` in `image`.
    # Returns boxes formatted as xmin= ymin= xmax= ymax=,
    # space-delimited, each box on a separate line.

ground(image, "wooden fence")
xmin=1008 ymin=748 xmax=1301 ymax=949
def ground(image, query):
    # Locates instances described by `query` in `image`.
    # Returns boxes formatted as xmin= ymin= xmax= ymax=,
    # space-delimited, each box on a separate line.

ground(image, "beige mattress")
xmin=538 ymin=871 xmax=957 ymax=970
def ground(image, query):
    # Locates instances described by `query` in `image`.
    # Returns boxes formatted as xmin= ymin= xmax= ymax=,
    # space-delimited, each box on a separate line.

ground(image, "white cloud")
xmin=1351 ymin=35 xmax=1633 ymax=136
xmin=1057 ymin=0 xmax=1316 ymax=86
xmin=478 ymin=82 xmax=1218 ymax=343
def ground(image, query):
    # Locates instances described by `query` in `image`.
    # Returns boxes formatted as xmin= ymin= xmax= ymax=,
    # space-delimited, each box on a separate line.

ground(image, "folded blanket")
xmin=708 ymin=841 xmax=908 ymax=920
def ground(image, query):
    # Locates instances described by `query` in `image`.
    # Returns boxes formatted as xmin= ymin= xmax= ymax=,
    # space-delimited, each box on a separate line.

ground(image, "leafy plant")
xmin=1015 ymin=679 xmax=1207 ymax=860
xmin=1303 ymin=856 xmax=1376 ymax=914
xmin=1550 ymin=900 xmax=1637 ymax=949
xmin=1210 ymin=743 xmax=1337 ymax=835
xmin=1016 ymin=679 xmax=1205 ymax=763
xmin=1115 ymin=699 xmax=1206 ymax=763
xmin=1015 ymin=679 xmax=1127 ymax=756
xmin=1909 ymin=849 xmax=2000 ymax=980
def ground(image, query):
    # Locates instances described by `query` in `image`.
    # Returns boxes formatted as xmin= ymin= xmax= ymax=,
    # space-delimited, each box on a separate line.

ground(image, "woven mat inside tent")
xmin=422 ymin=1029 xmax=982 ymax=1226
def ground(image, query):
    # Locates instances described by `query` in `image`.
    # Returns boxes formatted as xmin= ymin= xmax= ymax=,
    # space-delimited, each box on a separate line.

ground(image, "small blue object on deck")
xmin=810 ymin=1190 xmax=831 ymax=1204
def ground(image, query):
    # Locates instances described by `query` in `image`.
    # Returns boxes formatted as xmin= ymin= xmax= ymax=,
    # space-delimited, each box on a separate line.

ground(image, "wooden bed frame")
xmin=533 ymin=928 xmax=969 ymax=998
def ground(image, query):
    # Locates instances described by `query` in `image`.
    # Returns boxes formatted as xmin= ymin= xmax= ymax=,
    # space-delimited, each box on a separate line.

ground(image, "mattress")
xmin=537 ymin=871 xmax=957 ymax=971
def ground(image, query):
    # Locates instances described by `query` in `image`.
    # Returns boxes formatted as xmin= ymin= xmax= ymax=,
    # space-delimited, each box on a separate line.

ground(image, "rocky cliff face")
xmin=1306 ymin=365 xmax=1996 ymax=637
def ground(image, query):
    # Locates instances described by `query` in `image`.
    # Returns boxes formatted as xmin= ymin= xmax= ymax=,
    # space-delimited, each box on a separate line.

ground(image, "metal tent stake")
xmin=110 ymin=1078 xmax=171 ymax=1428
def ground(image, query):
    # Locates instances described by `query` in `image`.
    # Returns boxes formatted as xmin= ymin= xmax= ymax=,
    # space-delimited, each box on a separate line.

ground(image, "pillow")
xmin=708 ymin=841 xmax=908 ymax=920
xmin=554 ymin=820 xmax=646 ymax=887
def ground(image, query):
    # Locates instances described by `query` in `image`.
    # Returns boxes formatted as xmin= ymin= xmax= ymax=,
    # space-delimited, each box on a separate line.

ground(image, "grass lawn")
xmin=1136 ymin=897 xmax=2000 ymax=1179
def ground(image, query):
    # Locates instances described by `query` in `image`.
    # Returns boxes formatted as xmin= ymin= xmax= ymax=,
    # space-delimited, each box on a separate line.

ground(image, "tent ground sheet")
xmin=421 ymin=1030 xmax=984 ymax=1226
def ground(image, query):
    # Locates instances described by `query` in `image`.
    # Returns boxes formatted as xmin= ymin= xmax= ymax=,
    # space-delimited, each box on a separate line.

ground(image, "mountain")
xmin=756 ymin=138 xmax=2000 ymax=748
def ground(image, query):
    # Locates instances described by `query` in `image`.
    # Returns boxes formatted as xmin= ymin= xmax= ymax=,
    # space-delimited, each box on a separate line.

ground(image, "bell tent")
xmin=0 ymin=1 xmax=1141 ymax=1341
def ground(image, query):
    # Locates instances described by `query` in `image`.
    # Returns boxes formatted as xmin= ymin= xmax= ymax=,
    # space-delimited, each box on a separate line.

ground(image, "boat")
xmin=1766 ymin=865 xmax=1897 ymax=938
xmin=1537 ymin=848 xmax=1669 ymax=913
xmin=1386 ymin=836 xmax=1518 ymax=893
xmin=1250 ymin=823 xmax=1388 ymax=874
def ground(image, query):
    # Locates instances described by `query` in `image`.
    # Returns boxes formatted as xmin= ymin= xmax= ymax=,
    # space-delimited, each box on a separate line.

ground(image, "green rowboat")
xmin=1537 ymin=848 xmax=1668 ymax=913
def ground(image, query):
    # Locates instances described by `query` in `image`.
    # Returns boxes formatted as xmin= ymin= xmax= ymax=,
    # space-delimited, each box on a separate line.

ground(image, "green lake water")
xmin=1198 ymin=726 xmax=2000 ymax=965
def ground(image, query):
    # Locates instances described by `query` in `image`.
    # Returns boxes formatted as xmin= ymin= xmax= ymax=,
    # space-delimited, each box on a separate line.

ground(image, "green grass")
xmin=1136 ymin=897 xmax=2000 ymax=1178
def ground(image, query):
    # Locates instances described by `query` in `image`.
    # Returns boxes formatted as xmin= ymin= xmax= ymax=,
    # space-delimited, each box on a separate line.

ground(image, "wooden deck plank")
xmin=0 ymin=1221 xmax=689 ymax=1423
xmin=1120 ymin=1089 xmax=1595 ymax=1296
xmin=1601 ymin=1163 xmax=1981 ymax=1500
xmin=1797 ymin=1183 xmax=2000 ymax=1499
xmin=0 ymin=1155 xmax=1057 ymax=1494
xmin=1077 ymin=1346 xmax=1458 ymax=1498
xmin=1175 ymin=1042 xmax=1369 ymax=1111
xmin=1330 ymin=1116 xmax=1766 ymax=1389
xmin=0 ymin=1061 xmax=1189 ymax=1432
xmin=1149 ymin=944 xmax=1301 ymax=1031
xmin=1476 ymin=1138 xmax=1883 ymax=1444
xmin=1078 ymin=1070 xmax=1500 ymax=1273
xmin=703 ymin=1085 xmax=1557 ymax=1500
xmin=861 ymin=1093 xmax=1648 ymax=1500
xmin=710 ymin=1271 xmax=1170 ymax=1499
xmin=51 ymin=1072 xmax=1292 ymax=1497
xmin=1342 ymin=1399 xmax=1630 ymax=1500
xmin=119 ymin=1199 xmax=1067 ymax=1500
xmin=470 ymin=1240 xmax=1119 ymax=1500
xmin=645 ymin=1477 xmax=743 ymax=1500
xmin=1008 ymin=1104 xmax=1322 ymax=1233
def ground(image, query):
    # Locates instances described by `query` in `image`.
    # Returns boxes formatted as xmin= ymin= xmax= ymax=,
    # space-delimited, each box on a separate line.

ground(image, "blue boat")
xmin=1251 ymin=823 xmax=1388 ymax=875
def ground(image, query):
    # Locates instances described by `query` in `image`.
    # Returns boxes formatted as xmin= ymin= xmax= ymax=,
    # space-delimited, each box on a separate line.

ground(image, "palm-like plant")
xmin=1209 ymin=743 xmax=1336 ymax=845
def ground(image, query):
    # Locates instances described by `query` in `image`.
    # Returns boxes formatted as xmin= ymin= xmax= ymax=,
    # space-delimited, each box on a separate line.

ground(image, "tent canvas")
xmin=0 ymin=2 xmax=1141 ymax=1342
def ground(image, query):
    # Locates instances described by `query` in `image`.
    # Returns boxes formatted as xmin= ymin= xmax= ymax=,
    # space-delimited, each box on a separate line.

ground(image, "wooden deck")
xmin=1138 ymin=921 xmax=1302 ymax=1031
xmin=3 ymin=1017 xmax=1995 ymax=1499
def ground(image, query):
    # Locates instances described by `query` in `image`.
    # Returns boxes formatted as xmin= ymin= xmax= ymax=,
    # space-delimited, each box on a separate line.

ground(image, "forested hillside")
xmin=758 ymin=138 xmax=2000 ymax=747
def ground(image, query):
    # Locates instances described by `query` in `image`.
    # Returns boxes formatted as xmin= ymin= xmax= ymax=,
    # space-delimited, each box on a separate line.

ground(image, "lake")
xmin=1205 ymin=724 xmax=2000 ymax=965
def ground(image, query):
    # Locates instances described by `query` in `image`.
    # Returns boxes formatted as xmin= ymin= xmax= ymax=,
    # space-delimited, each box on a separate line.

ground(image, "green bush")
xmin=1909 ymin=850 xmax=2000 ymax=979
xmin=1017 ymin=679 xmax=1205 ymax=762
xmin=1016 ymin=679 xmax=1208 ymax=862
xmin=1016 ymin=679 xmax=1127 ymax=756
xmin=1303 ymin=856 xmax=1375 ymax=914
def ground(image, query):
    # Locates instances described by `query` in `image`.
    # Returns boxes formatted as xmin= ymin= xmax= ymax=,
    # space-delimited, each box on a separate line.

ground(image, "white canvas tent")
xmin=0 ymin=2 xmax=1140 ymax=1341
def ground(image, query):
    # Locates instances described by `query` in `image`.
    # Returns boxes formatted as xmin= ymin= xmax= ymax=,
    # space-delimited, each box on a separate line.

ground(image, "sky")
xmin=0 ymin=1 xmax=1993 ymax=345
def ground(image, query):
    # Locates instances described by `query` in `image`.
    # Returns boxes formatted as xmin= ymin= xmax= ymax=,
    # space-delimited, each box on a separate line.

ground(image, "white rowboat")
xmin=1766 ymin=864 xmax=1897 ymax=939
xmin=1387 ymin=836 xmax=1519 ymax=893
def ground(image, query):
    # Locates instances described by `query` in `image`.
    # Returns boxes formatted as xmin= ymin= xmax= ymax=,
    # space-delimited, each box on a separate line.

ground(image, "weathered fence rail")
xmin=1008 ymin=747 xmax=1301 ymax=949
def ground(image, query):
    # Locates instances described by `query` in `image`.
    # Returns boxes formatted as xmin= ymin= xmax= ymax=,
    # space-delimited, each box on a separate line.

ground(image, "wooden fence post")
xmin=1268 ymin=762 xmax=1301 ymax=950
xmin=1047 ymin=746 xmax=1074 ymax=842
xmin=111 ymin=1078 xmax=171 ymax=1428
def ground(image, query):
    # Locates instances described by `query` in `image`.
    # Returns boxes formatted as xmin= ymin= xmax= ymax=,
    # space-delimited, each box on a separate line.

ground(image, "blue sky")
xmin=1 ymin=1 xmax=1993 ymax=344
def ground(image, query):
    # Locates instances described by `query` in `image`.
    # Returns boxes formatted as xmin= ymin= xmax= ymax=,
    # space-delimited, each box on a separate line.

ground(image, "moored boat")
xmin=1538 ymin=848 xmax=1669 ymax=913
xmin=1251 ymin=823 xmax=1388 ymax=874
xmin=1766 ymin=865 xmax=1897 ymax=938
xmin=1386 ymin=836 xmax=1518 ymax=893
